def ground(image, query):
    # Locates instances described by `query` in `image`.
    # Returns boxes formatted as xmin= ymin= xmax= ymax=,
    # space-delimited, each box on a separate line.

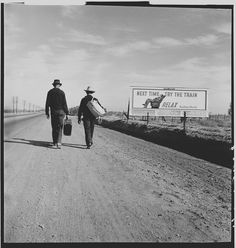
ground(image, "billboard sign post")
xmin=129 ymin=86 xmax=208 ymax=118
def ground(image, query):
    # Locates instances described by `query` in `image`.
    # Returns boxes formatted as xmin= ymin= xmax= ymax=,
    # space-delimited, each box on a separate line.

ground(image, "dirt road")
xmin=4 ymin=115 xmax=232 ymax=242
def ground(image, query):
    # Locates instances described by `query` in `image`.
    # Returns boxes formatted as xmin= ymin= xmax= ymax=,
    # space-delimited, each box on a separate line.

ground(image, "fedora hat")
xmin=52 ymin=79 xmax=62 ymax=86
xmin=84 ymin=86 xmax=95 ymax=93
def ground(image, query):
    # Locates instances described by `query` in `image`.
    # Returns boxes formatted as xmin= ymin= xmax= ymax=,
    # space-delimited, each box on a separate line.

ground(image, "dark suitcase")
xmin=63 ymin=118 xmax=72 ymax=136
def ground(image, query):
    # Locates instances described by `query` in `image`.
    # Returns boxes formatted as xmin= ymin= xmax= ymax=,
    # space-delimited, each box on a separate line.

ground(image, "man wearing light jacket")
xmin=45 ymin=79 xmax=69 ymax=149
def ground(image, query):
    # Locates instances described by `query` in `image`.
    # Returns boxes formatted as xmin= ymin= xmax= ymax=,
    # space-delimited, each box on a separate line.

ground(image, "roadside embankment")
xmin=98 ymin=118 xmax=233 ymax=167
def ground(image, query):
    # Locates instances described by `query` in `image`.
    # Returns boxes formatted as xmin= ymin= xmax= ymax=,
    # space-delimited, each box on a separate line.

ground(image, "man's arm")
xmin=77 ymin=98 xmax=84 ymax=123
xmin=63 ymin=93 xmax=69 ymax=115
xmin=45 ymin=92 xmax=50 ymax=118
xmin=94 ymin=98 xmax=106 ymax=112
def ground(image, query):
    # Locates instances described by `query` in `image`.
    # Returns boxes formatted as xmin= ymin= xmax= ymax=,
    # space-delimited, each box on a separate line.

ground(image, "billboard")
xmin=129 ymin=86 xmax=208 ymax=117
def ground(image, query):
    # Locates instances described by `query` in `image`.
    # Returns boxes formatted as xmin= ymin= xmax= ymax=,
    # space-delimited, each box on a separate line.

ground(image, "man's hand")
xmin=78 ymin=119 xmax=81 ymax=124
xmin=46 ymin=114 xmax=49 ymax=119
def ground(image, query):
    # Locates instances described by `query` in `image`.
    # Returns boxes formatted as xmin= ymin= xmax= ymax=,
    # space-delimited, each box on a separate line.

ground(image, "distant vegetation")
xmin=69 ymin=106 xmax=79 ymax=116
xmin=103 ymin=111 xmax=124 ymax=118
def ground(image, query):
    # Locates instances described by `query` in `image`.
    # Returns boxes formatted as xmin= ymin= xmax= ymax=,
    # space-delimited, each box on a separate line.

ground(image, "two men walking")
xmin=45 ymin=80 xmax=104 ymax=149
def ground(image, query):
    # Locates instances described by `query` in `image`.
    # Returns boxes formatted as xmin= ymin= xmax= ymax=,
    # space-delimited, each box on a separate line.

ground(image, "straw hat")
xmin=84 ymin=86 xmax=95 ymax=93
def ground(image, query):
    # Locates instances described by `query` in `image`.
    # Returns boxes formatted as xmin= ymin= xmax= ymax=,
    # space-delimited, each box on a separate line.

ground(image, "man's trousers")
xmin=83 ymin=118 xmax=95 ymax=146
xmin=51 ymin=110 xmax=65 ymax=144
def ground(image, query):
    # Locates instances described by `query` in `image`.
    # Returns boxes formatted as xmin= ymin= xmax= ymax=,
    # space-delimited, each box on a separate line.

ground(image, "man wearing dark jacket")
xmin=45 ymin=79 xmax=69 ymax=149
xmin=78 ymin=86 xmax=104 ymax=149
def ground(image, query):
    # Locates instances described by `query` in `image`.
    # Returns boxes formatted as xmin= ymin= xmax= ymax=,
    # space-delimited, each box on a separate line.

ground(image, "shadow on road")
xmin=4 ymin=138 xmax=53 ymax=148
xmin=62 ymin=143 xmax=87 ymax=149
xmin=4 ymin=138 xmax=87 ymax=150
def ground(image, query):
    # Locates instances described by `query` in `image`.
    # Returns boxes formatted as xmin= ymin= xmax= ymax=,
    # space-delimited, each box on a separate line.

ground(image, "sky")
xmin=4 ymin=3 xmax=232 ymax=114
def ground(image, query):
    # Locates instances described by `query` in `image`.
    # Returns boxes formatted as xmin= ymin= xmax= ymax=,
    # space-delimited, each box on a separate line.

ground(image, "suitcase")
xmin=87 ymin=99 xmax=106 ymax=118
xmin=63 ymin=118 xmax=72 ymax=136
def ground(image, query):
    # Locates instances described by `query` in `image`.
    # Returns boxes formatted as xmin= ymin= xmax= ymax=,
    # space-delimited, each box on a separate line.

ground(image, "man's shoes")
xmin=51 ymin=143 xmax=62 ymax=149
xmin=51 ymin=144 xmax=57 ymax=149
xmin=87 ymin=143 xmax=92 ymax=149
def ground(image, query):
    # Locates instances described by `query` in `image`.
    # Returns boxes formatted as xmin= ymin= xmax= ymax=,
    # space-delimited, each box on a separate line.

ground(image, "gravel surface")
xmin=4 ymin=115 xmax=232 ymax=242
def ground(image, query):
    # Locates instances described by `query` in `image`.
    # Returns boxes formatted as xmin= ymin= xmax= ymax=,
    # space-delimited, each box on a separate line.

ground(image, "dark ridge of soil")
xmin=98 ymin=119 xmax=233 ymax=168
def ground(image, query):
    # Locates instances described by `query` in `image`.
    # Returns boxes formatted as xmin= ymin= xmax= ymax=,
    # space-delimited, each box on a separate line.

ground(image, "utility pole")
xmin=127 ymin=99 xmax=130 ymax=123
xmin=183 ymin=111 xmax=187 ymax=134
xmin=23 ymin=100 xmax=26 ymax=112
xmin=15 ymin=96 xmax=18 ymax=113
xmin=13 ymin=96 xmax=15 ymax=113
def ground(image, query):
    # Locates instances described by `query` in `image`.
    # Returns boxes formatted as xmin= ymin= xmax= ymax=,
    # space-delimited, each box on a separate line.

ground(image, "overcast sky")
xmin=4 ymin=4 xmax=231 ymax=114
